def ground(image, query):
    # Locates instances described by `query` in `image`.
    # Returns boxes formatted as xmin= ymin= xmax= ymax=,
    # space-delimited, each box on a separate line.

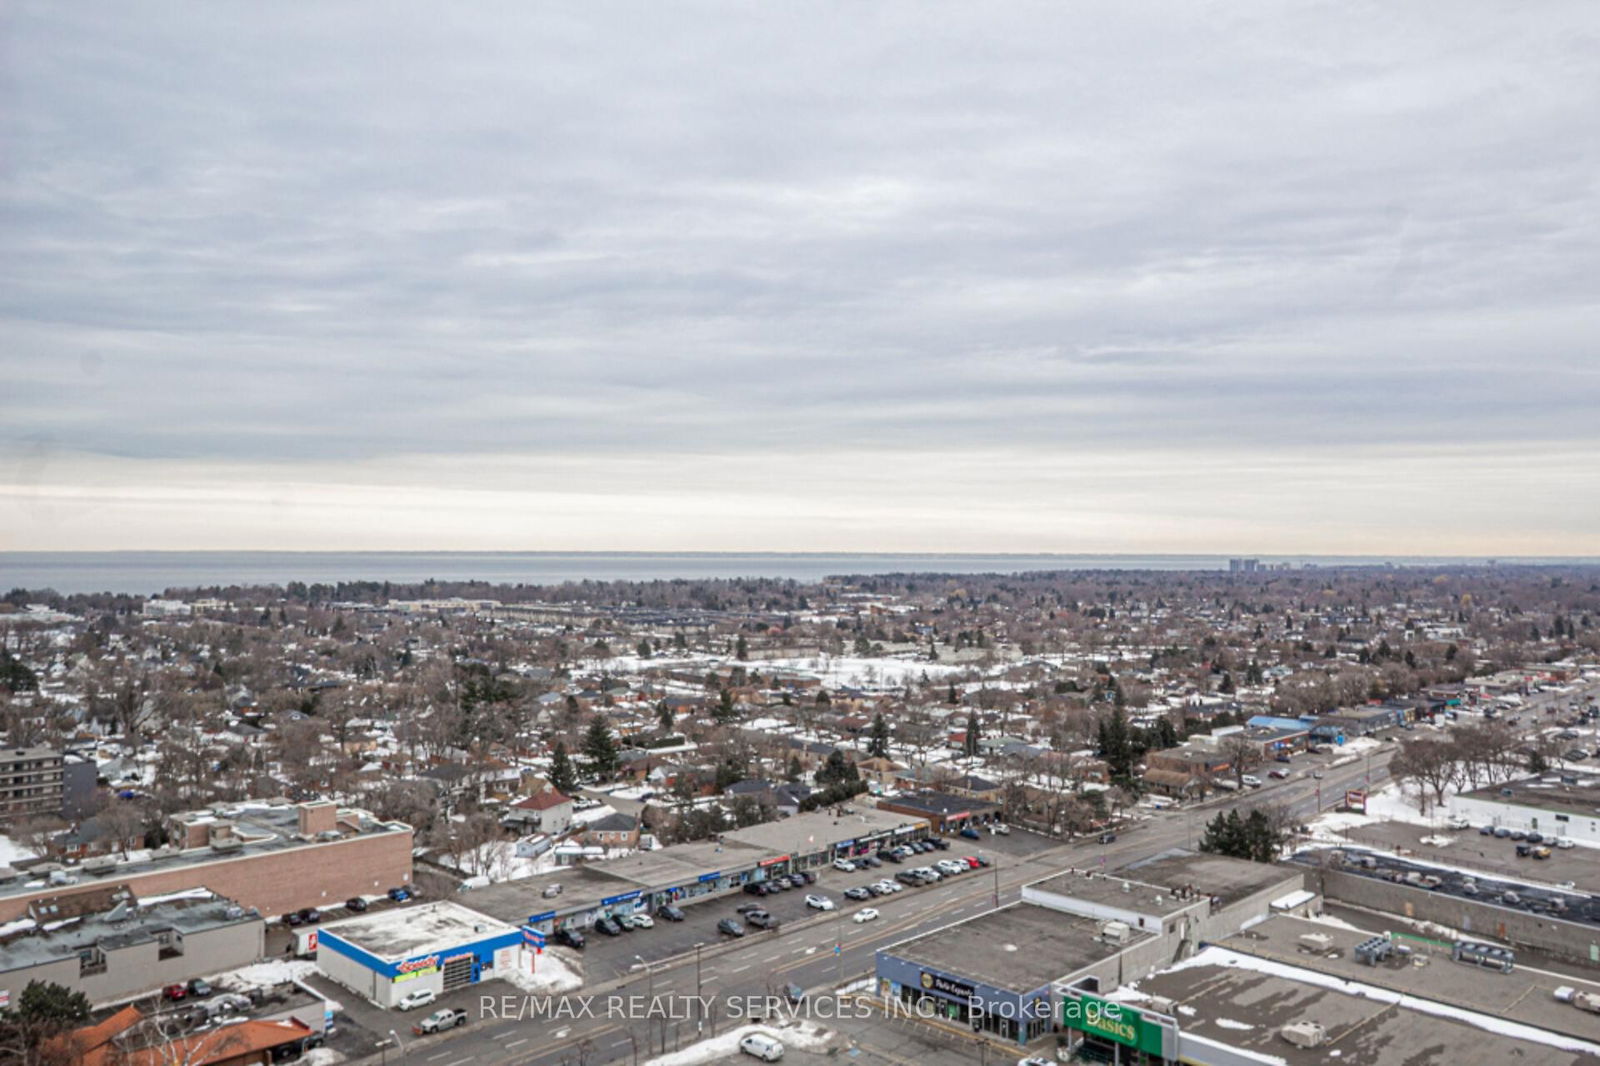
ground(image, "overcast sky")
xmin=2 ymin=3 xmax=1598 ymax=554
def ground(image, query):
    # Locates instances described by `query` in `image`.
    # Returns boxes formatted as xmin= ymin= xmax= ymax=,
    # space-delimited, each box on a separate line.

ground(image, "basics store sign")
xmin=1062 ymin=993 xmax=1164 ymax=1055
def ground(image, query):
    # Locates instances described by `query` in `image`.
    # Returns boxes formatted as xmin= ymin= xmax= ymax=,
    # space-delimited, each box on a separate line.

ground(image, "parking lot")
xmin=573 ymin=830 xmax=1030 ymax=982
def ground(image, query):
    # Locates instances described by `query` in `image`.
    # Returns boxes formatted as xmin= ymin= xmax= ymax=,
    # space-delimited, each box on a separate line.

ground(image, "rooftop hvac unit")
xmin=1146 ymin=996 xmax=1179 ymax=1015
xmin=81 ymin=856 xmax=119 ymax=875
xmin=1298 ymin=933 xmax=1335 ymax=954
xmin=1280 ymin=1021 xmax=1327 ymax=1048
xmin=1100 ymin=921 xmax=1134 ymax=943
xmin=210 ymin=838 xmax=243 ymax=852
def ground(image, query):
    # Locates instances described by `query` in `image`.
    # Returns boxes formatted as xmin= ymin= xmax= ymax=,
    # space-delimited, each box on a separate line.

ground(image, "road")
xmin=345 ymin=747 xmax=1390 ymax=1066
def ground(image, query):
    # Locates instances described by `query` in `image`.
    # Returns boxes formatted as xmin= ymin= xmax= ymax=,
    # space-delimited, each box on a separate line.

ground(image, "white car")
xmin=915 ymin=867 xmax=941 ymax=881
xmin=625 ymin=913 xmax=654 ymax=929
xmin=739 ymin=1032 xmax=785 ymax=1061
xmin=937 ymin=859 xmax=965 ymax=875
xmin=832 ymin=858 xmax=856 ymax=872
xmin=1446 ymin=816 xmax=1471 ymax=830
xmin=804 ymin=894 xmax=835 ymax=911
xmin=395 ymin=988 xmax=437 ymax=1011
xmin=853 ymin=907 xmax=880 ymax=923
xmin=1556 ymin=837 xmax=1576 ymax=849
xmin=993 ymin=823 xmax=1011 ymax=835
xmin=876 ymin=880 xmax=903 ymax=893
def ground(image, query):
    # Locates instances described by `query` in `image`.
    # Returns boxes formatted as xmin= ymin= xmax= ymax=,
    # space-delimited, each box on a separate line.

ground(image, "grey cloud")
xmin=2 ymin=1 xmax=1599 ymax=541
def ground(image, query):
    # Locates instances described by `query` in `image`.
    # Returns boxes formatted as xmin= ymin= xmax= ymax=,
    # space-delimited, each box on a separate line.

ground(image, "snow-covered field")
xmin=641 ymin=1020 xmax=834 ymax=1066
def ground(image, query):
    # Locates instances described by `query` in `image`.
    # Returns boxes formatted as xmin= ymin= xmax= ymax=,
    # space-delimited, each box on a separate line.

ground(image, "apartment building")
xmin=0 ymin=746 xmax=65 ymax=823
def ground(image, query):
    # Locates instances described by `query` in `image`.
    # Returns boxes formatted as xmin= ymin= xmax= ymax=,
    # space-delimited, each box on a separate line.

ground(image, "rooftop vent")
xmin=1280 ymin=1021 xmax=1326 ymax=1049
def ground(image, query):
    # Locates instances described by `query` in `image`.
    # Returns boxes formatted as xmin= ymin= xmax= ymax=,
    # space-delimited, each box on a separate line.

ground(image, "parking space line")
xmin=505 ymin=1038 xmax=529 ymax=1049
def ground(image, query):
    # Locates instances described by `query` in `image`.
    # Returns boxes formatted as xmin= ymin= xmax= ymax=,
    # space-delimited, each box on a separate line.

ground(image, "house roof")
xmin=512 ymin=790 xmax=573 ymax=811
xmin=585 ymin=812 xmax=639 ymax=834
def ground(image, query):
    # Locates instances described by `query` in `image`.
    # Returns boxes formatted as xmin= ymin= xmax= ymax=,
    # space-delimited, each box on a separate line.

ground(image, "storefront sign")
xmin=918 ymin=971 xmax=976 ymax=1001
xmin=521 ymin=926 xmax=546 ymax=949
xmin=1062 ymin=993 xmax=1164 ymax=1055
xmin=527 ymin=910 xmax=556 ymax=924
xmin=698 ymin=871 xmax=722 ymax=883
xmin=836 ymin=839 xmax=855 ymax=849
xmin=759 ymin=854 xmax=790 ymax=867
xmin=601 ymin=891 xmax=642 ymax=906
xmin=396 ymin=954 xmax=440 ymax=975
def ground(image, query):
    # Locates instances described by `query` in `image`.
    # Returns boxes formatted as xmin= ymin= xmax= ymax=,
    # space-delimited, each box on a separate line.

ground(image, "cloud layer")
xmin=3 ymin=3 xmax=1598 ymax=551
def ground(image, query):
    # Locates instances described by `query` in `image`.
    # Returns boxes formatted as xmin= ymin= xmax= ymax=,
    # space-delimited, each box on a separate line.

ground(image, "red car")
xmin=963 ymin=856 xmax=981 ymax=868
xmin=162 ymin=983 xmax=188 ymax=1002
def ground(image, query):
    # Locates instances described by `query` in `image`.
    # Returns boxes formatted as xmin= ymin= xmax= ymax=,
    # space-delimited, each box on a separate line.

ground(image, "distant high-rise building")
xmin=1228 ymin=558 xmax=1261 ymax=573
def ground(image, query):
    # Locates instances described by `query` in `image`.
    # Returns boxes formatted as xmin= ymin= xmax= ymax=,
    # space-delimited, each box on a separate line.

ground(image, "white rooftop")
xmin=319 ymin=900 xmax=516 ymax=960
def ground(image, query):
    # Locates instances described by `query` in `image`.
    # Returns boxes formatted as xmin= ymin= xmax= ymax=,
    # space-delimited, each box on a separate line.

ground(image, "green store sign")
xmin=1062 ymin=992 xmax=1165 ymax=1055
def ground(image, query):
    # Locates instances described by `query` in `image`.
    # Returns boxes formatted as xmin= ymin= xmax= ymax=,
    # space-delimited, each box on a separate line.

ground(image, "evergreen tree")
xmin=735 ymin=635 xmax=749 ymax=661
xmin=549 ymin=741 xmax=579 ymax=795
xmin=1153 ymin=716 xmax=1180 ymax=749
xmin=715 ymin=687 xmax=737 ymax=724
xmin=786 ymin=754 xmax=804 ymax=782
xmin=963 ymin=710 xmax=981 ymax=759
xmin=816 ymin=750 xmax=859 ymax=787
xmin=1098 ymin=707 xmax=1136 ymax=784
xmin=947 ymin=682 xmax=959 ymax=704
xmin=637 ymin=639 xmax=652 ymax=659
xmin=1218 ymin=672 xmax=1235 ymax=694
xmin=867 ymin=712 xmax=891 ymax=759
xmin=582 ymin=718 xmax=621 ymax=779
xmin=656 ymin=700 xmax=674 ymax=732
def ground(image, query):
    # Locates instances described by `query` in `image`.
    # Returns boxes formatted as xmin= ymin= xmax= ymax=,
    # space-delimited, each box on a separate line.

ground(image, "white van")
xmin=1241 ymin=775 xmax=1263 ymax=788
xmin=739 ymin=1032 xmax=785 ymax=1061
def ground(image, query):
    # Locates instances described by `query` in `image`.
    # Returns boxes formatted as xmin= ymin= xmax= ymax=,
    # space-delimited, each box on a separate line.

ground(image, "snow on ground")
xmin=1164 ymin=946 xmax=1600 ymax=1056
xmin=641 ymin=1020 xmax=834 ymax=1066
xmin=208 ymin=958 xmax=320 ymax=992
xmin=462 ymin=839 xmax=562 ymax=882
xmin=760 ymin=655 xmax=970 ymax=688
xmin=0 ymin=835 xmax=38 ymax=866
xmin=497 ymin=949 xmax=583 ymax=995
xmin=1304 ymin=781 xmax=1448 ymax=843
xmin=297 ymin=1049 xmax=346 ymax=1066
xmin=1216 ymin=1018 xmax=1255 ymax=1030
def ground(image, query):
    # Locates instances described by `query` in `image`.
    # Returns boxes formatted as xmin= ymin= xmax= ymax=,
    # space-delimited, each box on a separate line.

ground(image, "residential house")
xmin=582 ymin=812 xmax=641 ymax=851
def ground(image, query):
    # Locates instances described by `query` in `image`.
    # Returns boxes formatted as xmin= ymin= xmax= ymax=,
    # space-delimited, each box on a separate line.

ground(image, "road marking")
xmin=446 ymin=1059 xmax=472 ymax=1066
xmin=729 ymin=963 xmax=751 ymax=973
xmin=505 ymin=1038 xmax=528 ymax=1049
xmin=427 ymin=1052 xmax=451 ymax=1062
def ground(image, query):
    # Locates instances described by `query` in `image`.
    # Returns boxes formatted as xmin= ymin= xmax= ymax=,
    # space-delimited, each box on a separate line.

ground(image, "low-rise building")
xmin=0 ymin=798 xmax=412 ymax=924
xmin=876 ymin=790 xmax=1001 ymax=832
xmin=0 ymin=887 xmax=263 ymax=1006
xmin=315 ymin=900 xmax=523 ymax=1009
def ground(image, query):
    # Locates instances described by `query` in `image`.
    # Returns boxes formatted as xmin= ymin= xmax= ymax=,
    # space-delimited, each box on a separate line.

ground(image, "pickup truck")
xmin=414 ymin=1007 xmax=468 ymax=1035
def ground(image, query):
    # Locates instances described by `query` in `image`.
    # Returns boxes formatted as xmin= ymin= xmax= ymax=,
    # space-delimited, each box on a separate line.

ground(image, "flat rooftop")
xmin=0 ymin=894 xmax=259 ymax=973
xmin=884 ymin=903 xmax=1147 ymax=992
xmin=721 ymin=807 xmax=926 ymax=856
xmin=1121 ymin=852 xmax=1303 ymax=908
xmin=1138 ymin=942 xmax=1600 ymax=1065
xmin=1461 ymin=772 xmax=1600 ymax=819
xmin=1025 ymin=869 xmax=1197 ymax=920
xmin=0 ymin=800 xmax=409 ymax=904
xmin=319 ymin=901 xmax=515 ymax=961
xmin=462 ymin=866 xmax=643 ymax=925
xmin=1217 ymin=915 xmax=1600 ymax=1046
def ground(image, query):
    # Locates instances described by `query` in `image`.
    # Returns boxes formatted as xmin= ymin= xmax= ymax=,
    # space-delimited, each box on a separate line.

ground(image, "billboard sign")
xmin=1062 ymin=992 xmax=1165 ymax=1055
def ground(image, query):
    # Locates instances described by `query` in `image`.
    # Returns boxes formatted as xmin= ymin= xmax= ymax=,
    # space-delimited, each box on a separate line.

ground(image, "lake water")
xmin=0 ymin=551 xmax=1562 ymax=596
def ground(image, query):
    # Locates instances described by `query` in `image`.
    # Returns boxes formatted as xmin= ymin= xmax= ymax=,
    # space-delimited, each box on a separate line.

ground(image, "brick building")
xmin=0 ymin=799 xmax=412 ymax=923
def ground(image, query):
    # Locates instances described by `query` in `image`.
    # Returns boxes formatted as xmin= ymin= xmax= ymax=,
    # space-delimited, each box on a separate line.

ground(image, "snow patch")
xmin=497 ymin=949 xmax=583 ymax=995
xmin=641 ymin=1021 xmax=834 ymax=1066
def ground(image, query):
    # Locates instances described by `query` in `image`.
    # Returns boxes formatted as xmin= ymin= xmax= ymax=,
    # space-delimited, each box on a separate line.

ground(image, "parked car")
xmin=895 ymin=871 xmax=921 ymax=886
xmin=395 ymin=988 xmax=437 ymax=1011
xmin=804 ymin=894 xmax=835 ymax=911
xmin=296 ymin=908 xmax=321 ymax=925
xmin=717 ymin=918 xmax=747 ymax=938
xmin=963 ymin=856 xmax=981 ymax=868
xmin=1241 ymin=775 xmax=1263 ymax=788
xmin=162 ymin=984 xmax=188 ymax=1002
xmin=1098 ymin=832 xmax=1117 ymax=844
xmin=344 ymin=897 xmax=369 ymax=912
xmin=1526 ymin=831 xmax=1544 ymax=844
xmin=1446 ymin=816 xmax=1471 ymax=830
xmin=739 ymin=1032 xmax=785 ymax=1061
xmin=1534 ymin=846 xmax=1552 ymax=859
xmin=542 ymin=884 xmax=564 ymax=898
xmin=844 ymin=886 xmax=872 ymax=901
xmin=554 ymin=928 xmax=586 ymax=949
xmin=1510 ymin=830 xmax=1527 ymax=841
xmin=972 ymin=855 xmax=991 ymax=867
xmin=990 ymin=825 xmax=1010 ymax=836
xmin=833 ymin=858 xmax=856 ymax=872
xmin=795 ymin=870 xmax=818 ymax=885
xmin=594 ymin=916 xmax=625 ymax=936
xmin=853 ymin=908 xmax=880 ymax=923
xmin=1274 ymin=753 xmax=1292 ymax=763
xmin=1493 ymin=827 xmax=1512 ymax=838
xmin=1556 ymin=837 xmax=1576 ymax=849
xmin=931 ymin=836 xmax=953 ymax=848
xmin=658 ymin=905 xmax=686 ymax=921
xmin=186 ymin=978 xmax=212 ymax=998
xmin=959 ymin=827 xmax=982 ymax=840
xmin=879 ymin=879 xmax=904 ymax=893
xmin=1479 ymin=825 xmax=1495 ymax=835
xmin=387 ymin=887 xmax=412 ymax=902
xmin=1267 ymin=769 xmax=1289 ymax=780
xmin=414 ymin=1007 xmax=467 ymax=1035
xmin=880 ymin=849 xmax=904 ymax=863
xmin=744 ymin=882 xmax=770 ymax=896
xmin=624 ymin=913 xmax=654 ymax=929
xmin=859 ymin=854 xmax=882 ymax=868
xmin=748 ymin=911 xmax=780 ymax=930
xmin=283 ymin=911 xmax=304 ymax=928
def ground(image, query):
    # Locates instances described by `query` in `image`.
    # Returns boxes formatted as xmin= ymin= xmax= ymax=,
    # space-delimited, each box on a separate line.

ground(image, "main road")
xmin=352 ymin=748 xmax=1391 ymax=1066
